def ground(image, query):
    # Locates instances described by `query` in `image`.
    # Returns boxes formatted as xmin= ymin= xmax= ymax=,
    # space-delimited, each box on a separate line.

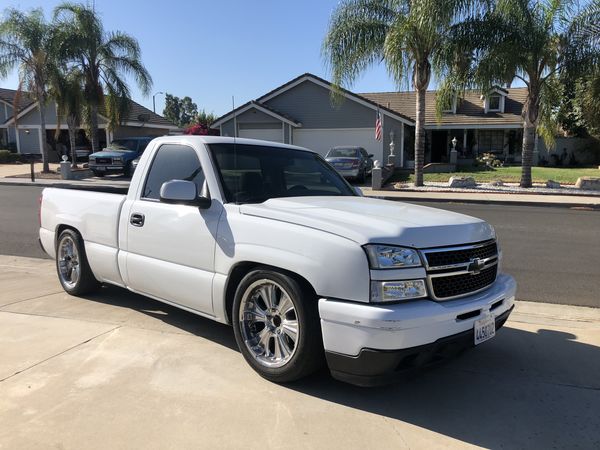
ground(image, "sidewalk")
xmin=362 ymin=187 xmax=600 ymax=208
xmin=0 ymin=254 xmax=599 ymax=449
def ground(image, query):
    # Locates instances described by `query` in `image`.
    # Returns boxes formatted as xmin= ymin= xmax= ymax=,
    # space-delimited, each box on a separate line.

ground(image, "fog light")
xmin=371 ymin=280 xmax=427 ymax=302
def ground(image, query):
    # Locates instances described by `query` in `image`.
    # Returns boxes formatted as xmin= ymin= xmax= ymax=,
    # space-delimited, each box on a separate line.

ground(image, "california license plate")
xmin=474 ymin=315 xmax=495 ymax=345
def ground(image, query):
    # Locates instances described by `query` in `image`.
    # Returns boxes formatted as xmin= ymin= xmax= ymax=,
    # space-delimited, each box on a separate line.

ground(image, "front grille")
xmin=424 ymin=240 xmax=497 ymax=268
xmin=96 ymin=158 xmax=111 ymax=164
xmin=431 ymin=265 xmax=498 ymax=299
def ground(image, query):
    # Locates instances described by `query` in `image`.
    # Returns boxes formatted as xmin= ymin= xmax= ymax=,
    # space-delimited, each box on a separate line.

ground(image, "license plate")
xmin=474 ymin=315 xmax=495 ymax=345
xmin=95 ymin=166 xmax=105 ymax=171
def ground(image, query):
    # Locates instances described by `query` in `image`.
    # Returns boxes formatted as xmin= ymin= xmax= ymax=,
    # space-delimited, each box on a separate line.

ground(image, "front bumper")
xmin=89 ymin=164 xmax=125 ymax=173
xmin=319 ymin=273 xmax=516 ymax=386
xmin=335 ymin=168 xmax=360 ymax=178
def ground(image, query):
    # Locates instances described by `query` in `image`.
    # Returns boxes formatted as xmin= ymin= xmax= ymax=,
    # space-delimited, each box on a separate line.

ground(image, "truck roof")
xmin=151 ymin=135 xmax=316 ymax=154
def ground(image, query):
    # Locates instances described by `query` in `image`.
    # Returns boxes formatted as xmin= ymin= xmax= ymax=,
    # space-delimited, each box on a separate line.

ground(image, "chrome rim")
xmin=58 ymin=236 xmax=80 ymax=289
xmin=239 ymin=279 xmax=299 ymax=368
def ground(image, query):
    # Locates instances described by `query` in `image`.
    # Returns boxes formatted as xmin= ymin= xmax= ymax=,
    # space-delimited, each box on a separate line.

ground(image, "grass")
xmin=391 ymin=166 xmax=600 ymax=185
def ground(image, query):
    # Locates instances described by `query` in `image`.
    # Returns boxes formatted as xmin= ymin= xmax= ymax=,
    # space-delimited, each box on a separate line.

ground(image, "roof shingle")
xmin=360 ymin=88 xmax=527 ymax=126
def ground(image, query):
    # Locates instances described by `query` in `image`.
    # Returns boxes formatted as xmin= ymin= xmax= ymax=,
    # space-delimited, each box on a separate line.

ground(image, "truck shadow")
xmin=290 ymin=326 xmax=600 ymax=449
xmin=81 ymin=287 xmax=600 ymax=448
xmin=82 ymin=285 xmax=238 ymax=352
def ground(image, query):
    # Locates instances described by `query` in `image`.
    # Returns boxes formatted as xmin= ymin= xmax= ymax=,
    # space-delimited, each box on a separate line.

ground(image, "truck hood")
xmin=239 ymin=196 xmax=494 ymax=248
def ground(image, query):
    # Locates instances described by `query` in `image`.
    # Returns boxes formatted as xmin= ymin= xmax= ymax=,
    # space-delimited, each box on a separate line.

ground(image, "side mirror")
xmin=160 ymin=180 xmax=211 ymax=208
xmin=368 ymin=154 xmax=374 ymax=158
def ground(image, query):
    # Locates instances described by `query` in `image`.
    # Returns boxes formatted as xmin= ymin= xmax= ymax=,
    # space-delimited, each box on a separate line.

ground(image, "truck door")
xmin=124 ymin=143 xmax=222 ymax=314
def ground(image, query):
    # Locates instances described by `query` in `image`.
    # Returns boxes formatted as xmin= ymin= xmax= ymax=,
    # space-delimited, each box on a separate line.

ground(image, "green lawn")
xmin=391 ymin=166 xmax=600 ymax=185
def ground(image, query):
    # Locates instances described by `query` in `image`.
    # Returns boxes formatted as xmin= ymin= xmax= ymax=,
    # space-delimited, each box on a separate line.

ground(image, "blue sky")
xmin=2 ymin=0 xmax=403 ymax=117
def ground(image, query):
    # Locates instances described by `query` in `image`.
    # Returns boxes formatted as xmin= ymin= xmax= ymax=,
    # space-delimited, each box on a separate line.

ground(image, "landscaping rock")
xmin=546 ymin=180 xmax=561 ymax=189
xmin=449 ymin=176 xmax=477 ymax=188
xmin=490 ymin=179 xmax=504 ymax=187
xmin=575 ymin=177 xmax=600 ymax=191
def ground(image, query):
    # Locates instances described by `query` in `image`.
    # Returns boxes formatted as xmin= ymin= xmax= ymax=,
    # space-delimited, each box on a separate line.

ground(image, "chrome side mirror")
xmin=160 ymin=180 xmax=211 ymax=208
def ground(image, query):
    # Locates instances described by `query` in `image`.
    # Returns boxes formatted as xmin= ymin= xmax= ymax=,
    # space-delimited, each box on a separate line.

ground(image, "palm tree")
xmin=0 ymin=8 xmax=56 ymax=172
xmin=439 ymin=0 xmax=599 ymax=187
xmin=49 ymin=67 xmax=84 ymax=168
xmin=53 ymin=3 xmax=152 ymax=153
xmin=323 ymin=0 xmax=483 ymax=186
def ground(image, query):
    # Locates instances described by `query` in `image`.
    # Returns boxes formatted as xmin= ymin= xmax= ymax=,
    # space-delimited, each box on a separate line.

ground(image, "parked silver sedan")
xmin=325 ymin=146 xmax=374 ymax=182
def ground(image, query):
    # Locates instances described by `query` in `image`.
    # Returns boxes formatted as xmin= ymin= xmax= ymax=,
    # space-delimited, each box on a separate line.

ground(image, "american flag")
xmin=375 ymin=111 xmax=382 ymax=141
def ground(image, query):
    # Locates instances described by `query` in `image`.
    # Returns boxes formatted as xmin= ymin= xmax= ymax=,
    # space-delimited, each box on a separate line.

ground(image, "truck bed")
xmin=54 ymin=184 xmax=130 ymax=195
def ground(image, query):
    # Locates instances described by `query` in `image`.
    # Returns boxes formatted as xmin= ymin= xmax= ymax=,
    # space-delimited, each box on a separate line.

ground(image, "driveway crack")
xmin=0 ymin=325 xmax=121 ymax=383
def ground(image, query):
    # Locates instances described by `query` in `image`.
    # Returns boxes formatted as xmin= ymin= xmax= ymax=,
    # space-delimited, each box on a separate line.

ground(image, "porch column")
xmin=105 ymin=128 xmax=109 ymax=146
xmin=15 ymin=127 xmax=21 ymax=153
xmin=400 ymin=123 xmax=405 ymax=168
xmin=463 ymin=129 xmax=467 ymax=155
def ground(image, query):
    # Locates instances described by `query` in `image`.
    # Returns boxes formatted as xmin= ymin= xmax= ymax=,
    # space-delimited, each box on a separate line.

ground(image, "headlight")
xmin=364 ymin=245 xmax=422 ymax=269
xmin=113 ymin=157 xmax=123 ymax=163
xmin=371 ymin=280 xmax=427 ymax=302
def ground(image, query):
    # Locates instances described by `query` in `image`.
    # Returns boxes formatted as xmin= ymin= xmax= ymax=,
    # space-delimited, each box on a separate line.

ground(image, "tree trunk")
xmin=67 ymin=115 xmax=78 ymax=169
xmin=520 ymin=89 xmax=540 ymax=188
xmin=520 ymin=117 xmax=535 ymax=188
xmin=38 ymin=90 xmax=50 ymax=173
xmin=414 ymin=87 xmax=426 ymax=187
xmin=89 ymin=101 xmax=99 ymax=153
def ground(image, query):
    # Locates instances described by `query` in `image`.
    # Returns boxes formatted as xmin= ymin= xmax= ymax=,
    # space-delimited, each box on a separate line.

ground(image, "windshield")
xmin=326 ymin=148 xmax=360 ymax=158
xmin=209 ymin=143 xmax=356 ymax=204
xmin=109 ymin=139 xmax=138 ymax=151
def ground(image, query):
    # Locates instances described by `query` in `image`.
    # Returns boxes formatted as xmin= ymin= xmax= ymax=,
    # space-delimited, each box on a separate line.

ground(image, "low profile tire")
xmin=92 ymin=170 xmax=104 ymax=177
xmin=232 ymin=269 xmax=323 ymax=383
xmin=56 ymin=229 xmax=100 ymax=296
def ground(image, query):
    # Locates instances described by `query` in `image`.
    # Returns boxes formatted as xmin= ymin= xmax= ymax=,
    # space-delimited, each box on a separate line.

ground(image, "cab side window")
xmin=142 ymin=144 xmax=205 ymax=200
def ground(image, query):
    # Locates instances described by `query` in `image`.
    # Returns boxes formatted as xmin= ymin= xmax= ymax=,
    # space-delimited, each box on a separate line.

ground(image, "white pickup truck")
xmin=39 ymin=136 xmax=516 ymax=386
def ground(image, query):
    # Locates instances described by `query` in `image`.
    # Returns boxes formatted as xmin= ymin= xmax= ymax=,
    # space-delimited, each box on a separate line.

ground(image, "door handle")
xmin=130 ymin=213 xmax=145 ymax=227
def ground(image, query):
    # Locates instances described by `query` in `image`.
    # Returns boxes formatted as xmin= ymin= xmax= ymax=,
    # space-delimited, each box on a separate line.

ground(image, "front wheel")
xmin=232 ymin=269 xmax=323 ymax=383
xmin=56 ymin=229 xmax=100 ymax=295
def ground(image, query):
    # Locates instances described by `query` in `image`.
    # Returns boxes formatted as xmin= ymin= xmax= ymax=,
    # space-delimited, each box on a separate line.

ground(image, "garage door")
xmin=238 ymin=127 xmax=282 ymax=143
xmin=293 ymin=128 xmax=382 ymax=162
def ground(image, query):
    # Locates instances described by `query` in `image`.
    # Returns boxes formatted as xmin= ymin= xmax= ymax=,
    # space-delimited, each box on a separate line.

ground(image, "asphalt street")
xmin=1 ymin=184 xmax=599 ymax=307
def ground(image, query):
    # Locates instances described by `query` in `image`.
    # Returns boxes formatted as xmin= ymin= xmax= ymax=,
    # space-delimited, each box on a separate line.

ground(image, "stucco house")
xmin=211 ymin=73 xmax=530 ymax=168
xmin=0 ymin=87 xmax=180 ymax=159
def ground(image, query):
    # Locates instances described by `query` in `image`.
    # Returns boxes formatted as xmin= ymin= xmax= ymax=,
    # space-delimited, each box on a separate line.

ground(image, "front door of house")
xmin=431 ymin=131 xmax=447 ymax=163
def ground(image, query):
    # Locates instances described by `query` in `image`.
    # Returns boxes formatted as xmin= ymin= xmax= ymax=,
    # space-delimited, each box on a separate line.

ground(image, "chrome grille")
xmin=421 ymin=240 xmax=499 ymax=300
xmin=424 ymin=241 xmax=497 ymax=269
xmin=430 ymin=265 xmax=498 ymax=299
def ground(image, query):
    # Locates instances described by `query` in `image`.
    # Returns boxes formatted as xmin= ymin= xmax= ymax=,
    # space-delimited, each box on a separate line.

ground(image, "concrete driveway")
xmin=1 ymin=255 xmax=599 ymax=449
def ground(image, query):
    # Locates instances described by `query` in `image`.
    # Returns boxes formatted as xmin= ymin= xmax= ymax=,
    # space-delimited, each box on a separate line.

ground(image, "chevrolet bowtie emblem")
xmin=467 ymin=258 xmax=486 ymax=275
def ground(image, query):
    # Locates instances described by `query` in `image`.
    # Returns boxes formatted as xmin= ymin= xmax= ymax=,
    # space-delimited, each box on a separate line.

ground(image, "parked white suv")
xmin=39 ymin=136 xmax=516 ymax=386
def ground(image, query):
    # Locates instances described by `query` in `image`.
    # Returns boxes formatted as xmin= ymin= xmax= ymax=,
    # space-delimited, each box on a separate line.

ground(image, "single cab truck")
xmin=39 ymin=136 xmax=516 ymax=386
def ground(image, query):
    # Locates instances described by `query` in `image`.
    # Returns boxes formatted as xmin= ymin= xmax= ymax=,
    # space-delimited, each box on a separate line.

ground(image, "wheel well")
xmin=55 ymin=225 xmax=81 ymax=247
xmin=224 ymin=262 xmax=318 ymax=324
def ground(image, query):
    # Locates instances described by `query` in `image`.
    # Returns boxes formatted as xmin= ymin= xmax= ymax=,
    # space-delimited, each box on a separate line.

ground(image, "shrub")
xmin=0 ymin=150 xmax=21 ymax=163
xmin=476 ymin=152 xmax=503 ymax=168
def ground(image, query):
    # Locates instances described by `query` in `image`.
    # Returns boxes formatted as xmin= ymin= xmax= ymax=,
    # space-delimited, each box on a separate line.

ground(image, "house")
xmin=211 ymin=73 xmax=529 ymax=167
xmin=0 ymin=87 xmax=180 ymax=159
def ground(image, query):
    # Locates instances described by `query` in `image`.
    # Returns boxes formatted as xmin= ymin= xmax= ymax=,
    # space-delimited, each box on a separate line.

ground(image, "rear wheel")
xmin=232 ymin=269 xmax=323 ymax=383
xmin=56 ymin=229 xmax=100 ymax=295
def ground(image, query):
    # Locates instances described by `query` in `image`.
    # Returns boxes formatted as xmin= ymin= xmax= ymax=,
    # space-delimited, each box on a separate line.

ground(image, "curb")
xmin=0 ymin=179 xmax=128 ymax=189
xmin=366 ymin=194 xmax=600 ymax=209
xmin=362 ymin=191 xmax=600 ymax=209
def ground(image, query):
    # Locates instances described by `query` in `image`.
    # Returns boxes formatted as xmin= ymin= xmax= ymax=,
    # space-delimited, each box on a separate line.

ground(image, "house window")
xmin=478 ymin=130 xmax=504 ymax=153
xmin=488 ymin=94 xmax=501 ymax=111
